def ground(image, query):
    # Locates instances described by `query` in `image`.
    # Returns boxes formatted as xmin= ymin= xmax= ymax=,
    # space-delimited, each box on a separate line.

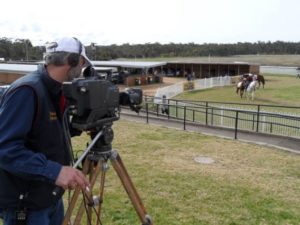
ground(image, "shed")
xmin=163 ymin=61 xmax=259 ymax=78
xmin=0 ymin=63 xmax=38 ymax=84
xmin=92 ymin=61 xmax=167 ymax=86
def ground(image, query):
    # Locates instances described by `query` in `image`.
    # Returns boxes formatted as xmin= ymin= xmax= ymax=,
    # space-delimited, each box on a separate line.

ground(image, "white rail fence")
xmin=154 ymin=76 xmax=231 ymax=103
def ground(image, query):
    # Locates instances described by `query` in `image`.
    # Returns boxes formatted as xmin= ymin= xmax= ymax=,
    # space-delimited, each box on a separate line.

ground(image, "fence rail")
xmin=141 ymin=96 xmax=300 ymax=139
xmin=154 ymin=76 xmax=232 ymax=100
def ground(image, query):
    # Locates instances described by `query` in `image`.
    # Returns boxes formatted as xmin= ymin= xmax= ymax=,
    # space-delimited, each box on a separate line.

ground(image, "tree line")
xmin=0 ymin=38 xmax=44 ymax=61
xmin=1 ymin=37 xmax=300 ymax=61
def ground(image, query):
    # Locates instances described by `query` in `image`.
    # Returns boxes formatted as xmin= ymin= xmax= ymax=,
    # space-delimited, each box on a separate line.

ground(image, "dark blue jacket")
xmin=0 ymin=65 xmax=71 ymax=209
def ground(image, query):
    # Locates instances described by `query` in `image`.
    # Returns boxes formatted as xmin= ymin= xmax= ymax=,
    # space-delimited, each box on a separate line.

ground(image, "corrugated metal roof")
xmin=92 ymin=61 xmax=167 ymax=69
xmin=0 ymin=63 xmax=38 ymax=74
xmin=0 ymin=61 xmax=258 ymax=75
xmin=167 ymin=61 xmax=259 ymax=66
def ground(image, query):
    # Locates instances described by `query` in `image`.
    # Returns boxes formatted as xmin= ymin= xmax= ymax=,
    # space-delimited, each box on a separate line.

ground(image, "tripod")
xmin=62 ymin=124 xmax=153 ymax=225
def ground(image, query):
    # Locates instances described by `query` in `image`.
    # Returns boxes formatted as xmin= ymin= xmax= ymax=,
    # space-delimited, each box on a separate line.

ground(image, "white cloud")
xmin=1 ymin=0 xmax=300 ymax=45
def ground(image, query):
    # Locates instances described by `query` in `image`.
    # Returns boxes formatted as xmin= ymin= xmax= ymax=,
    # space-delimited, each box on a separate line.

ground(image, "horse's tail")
xmin=261 ymin=76 xmax=265 ymax=86
xmin=259 ymin=74 xmax=265 ymax=87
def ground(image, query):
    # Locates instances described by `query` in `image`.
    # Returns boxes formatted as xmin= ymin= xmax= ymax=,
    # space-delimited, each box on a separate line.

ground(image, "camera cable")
xmin=62 ymin=106 xmax=75 ymax=165
xmin=62 ymin=106 xmax=75 ymax=218
xmin=82 ymin=190 xmax=103 ymax=225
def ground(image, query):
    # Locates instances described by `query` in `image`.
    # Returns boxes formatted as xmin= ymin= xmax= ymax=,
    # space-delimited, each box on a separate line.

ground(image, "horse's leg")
xmin=236 ymin=82 xmax=242 ymax=94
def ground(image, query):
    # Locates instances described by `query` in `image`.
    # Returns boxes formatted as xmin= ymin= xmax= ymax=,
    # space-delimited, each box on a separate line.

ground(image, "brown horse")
xmin=236 ymin=79 xmax=249 ymax=98
xmin=256 ymin=74 xmax=265 ymax=89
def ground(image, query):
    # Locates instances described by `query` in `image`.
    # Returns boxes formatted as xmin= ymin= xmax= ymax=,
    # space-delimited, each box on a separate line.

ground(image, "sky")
xmin=1 ymin=0 xmax=300 ymax=46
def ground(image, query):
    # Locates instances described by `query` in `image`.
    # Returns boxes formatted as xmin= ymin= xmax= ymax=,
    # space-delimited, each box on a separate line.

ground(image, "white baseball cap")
xmin=45 ymin=37 xmax=92 ymax=67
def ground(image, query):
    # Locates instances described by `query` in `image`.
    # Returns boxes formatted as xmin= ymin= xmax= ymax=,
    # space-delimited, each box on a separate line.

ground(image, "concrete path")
xmin=120 ymin=109 xmax=300 ymax=154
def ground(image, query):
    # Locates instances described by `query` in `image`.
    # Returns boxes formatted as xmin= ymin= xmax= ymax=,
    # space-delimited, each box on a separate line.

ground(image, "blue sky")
xmin=1 ymin=0 xmax=299 ymax=46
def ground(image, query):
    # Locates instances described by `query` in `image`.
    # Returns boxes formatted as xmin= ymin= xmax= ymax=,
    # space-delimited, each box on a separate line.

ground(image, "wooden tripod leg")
xmin=73 ymin=159 xmax=103 ymax=225
xmin=96 ymin=162 xmax=107 ymax=225
xmin=63 ymin=158 xmax=91 ymax=225
xmin=86 ymin=160 xmax=95 ymax=225
xmin=110 ymin=150 xmax=153 ymax=225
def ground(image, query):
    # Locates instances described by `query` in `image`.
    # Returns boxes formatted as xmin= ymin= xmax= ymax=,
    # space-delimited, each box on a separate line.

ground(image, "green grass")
xmin=64 ymin=120 xmax=300 ymax=225
xmin=175 ymin=75 xmax=300 ymax=107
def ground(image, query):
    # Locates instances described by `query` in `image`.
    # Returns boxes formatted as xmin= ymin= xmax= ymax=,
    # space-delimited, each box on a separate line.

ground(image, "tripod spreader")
xmin=52 ymin=129 xmax=103 ymax=198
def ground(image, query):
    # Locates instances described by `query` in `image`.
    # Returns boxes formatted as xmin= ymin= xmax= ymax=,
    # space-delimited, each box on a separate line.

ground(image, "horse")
xmin=256 ymin=74 xmax=265 ymax=89
xmin=246 ymin=80 xmax=257 ymax=100
xmin=236 ymin=79 xmax=249 ymax=98
xmin=236 ymin=73 xmax=256 ymax=98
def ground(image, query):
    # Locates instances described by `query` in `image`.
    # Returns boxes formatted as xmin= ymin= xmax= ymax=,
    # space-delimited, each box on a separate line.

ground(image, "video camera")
xmin=62 ymin=66 xmax=143 ymax=130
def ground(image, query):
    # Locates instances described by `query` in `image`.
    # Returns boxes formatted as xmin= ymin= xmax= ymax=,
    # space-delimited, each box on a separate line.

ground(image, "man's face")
xmin=66 ymin=57 xmax=86 ymax=81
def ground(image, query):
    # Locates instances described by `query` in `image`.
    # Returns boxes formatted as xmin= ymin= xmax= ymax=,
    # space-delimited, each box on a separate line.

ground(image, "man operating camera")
xmin=0 ymin=37 xmax=90 ymax=225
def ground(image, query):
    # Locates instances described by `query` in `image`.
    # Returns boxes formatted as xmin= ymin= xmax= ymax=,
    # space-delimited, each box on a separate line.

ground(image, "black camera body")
xmin=62 ymin=66 xmax=142 ymax=130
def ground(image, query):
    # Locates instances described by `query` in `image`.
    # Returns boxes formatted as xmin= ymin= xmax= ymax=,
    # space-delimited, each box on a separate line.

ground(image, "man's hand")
xmin=55 ymin=166 xmax=90 ymax=190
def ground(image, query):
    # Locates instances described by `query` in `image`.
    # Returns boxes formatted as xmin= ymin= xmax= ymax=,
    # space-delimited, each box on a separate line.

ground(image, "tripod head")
xmin=89 ymin=123 xmax=115 ymax=156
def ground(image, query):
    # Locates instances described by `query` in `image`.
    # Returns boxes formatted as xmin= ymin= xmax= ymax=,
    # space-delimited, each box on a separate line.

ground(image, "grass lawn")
xmin=67 ymin=120 xmax=300 ymax=225
xmin=174 ymin=75 xmax=300 ymax=107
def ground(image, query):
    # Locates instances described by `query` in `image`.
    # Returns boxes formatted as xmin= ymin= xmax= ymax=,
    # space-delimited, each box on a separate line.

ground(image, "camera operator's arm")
xmin=0 ymin=87 xmax=88 ymax=190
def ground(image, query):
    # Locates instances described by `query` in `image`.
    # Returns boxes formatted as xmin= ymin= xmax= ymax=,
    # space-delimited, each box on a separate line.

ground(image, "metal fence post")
xmin=168 ymin=99 xmax=170 ymax=119
xmin=176 ymin=100 xmax=178 ymax=118
xmin=192 ymin=110 xmax=195 ymax=122
xmin=270 ymin=123 xmax=273 ymax=133
xmin=235 ymin=111 xmax=239 ymax=139
xmin=205 ymin=102 xmax=208 ymax=125
xmin=146 ymin=103 xmax=149 ymax=123
xmin=256 ymin=105 xmax=260 ymax=132
xmin=184 ymin=106 xmax=186 ymax=130
xmin=211 ymin=108 xmax=214 ymax=125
